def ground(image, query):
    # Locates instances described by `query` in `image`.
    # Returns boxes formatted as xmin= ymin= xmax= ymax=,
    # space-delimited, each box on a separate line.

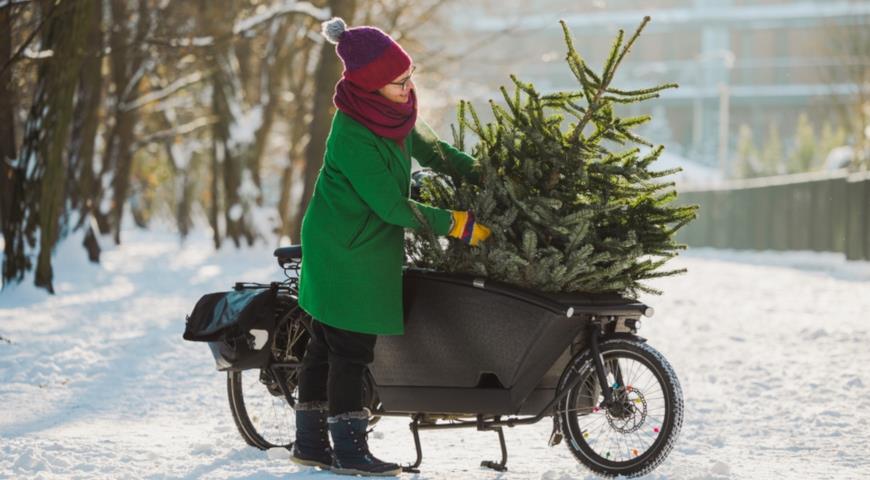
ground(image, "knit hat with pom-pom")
xmin=321 ymin=17 xmax=412 ymax=92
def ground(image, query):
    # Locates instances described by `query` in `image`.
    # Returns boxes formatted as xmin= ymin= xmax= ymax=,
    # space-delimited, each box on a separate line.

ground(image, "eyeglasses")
xmin=388 ymin=66 xmax=416 ymax=90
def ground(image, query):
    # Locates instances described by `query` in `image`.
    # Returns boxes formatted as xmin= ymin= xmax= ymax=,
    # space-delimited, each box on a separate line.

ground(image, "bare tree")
xmin=68 ymin=0 xmax=105 ymax=260
xmin=1 ymin=0 xmax=473 ymax=291
xmin=13 ymin=0 xmax=97 ymax=291
xmin=0 ymin=3 xmax=19 ymax=280
xmin=103 ymin=0 xmax=153 ymax=245
xmin=193 ymin=0 xmax=329 ymax=248
xmin=277 ymin=18 xmax=318 ymax=242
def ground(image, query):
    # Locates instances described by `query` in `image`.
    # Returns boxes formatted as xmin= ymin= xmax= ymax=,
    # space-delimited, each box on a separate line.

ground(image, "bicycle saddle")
xmin=274 ymin=245 xmax=302 ymax=263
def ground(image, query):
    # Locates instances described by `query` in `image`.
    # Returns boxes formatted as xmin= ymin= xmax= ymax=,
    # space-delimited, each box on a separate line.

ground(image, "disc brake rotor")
xmin=605 ymin=386 xmax=648 ymax=434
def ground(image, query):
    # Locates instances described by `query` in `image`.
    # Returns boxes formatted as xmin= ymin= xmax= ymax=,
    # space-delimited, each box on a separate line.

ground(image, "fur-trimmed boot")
xmin=328 ymin=411 xmax=401 ymax=477
xmin=290 ymin=401 xmax=333 ymax=469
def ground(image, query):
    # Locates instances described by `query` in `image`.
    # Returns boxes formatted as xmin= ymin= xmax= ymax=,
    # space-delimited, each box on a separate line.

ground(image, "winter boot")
xmin=290 ymin=401 xmax=333 ymax=469
xmin=328 ymin=411 xmax=401 ymax=477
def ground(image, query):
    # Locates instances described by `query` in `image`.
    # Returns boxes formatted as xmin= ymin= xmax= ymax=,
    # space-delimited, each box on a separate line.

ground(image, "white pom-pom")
xmin=321 ymin=17 xmax=347 ymax=44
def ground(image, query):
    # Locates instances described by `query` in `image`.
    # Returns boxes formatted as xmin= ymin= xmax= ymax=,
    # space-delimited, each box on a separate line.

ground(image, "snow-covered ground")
xmin=2 ymin=228 xmax=869 ymax=479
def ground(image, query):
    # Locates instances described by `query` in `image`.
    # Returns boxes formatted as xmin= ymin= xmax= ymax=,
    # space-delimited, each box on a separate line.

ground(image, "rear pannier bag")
xmin=183 ymin=285 xmax=277 ymax=371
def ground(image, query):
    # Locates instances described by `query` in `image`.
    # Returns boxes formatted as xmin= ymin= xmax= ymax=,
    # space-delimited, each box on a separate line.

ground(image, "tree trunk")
xmin=278 ymin=129 xmax=308 ymax=243
xmin=106 ymin=0 xmax=149 ymax=245
xmin=212 ymin=50 xmax=245 ymax=247
xmin=164 ymin=143 xmax=196 ymax=239
xmin=174 ymin=155 xmax=197 ymax=239
xmin=0 ymin=5 xmax=20 ymax=284
xmin=154 ymin=111 xmax=196 ymax=239
xmin=0 ymin=4 xmax=14 ymax=171
xmin=82 ymin=218 xmax=101 ymax=263
xmin=293 ymin=0 xmax=357 ymax=243
xmin=278 ymin=20 xmax=315 ymax=243
xmin=201 ymin=0 xmax=249 ymax=248
xmin=209 ymin=142 xmax=222 ymax=249
xmin=279 ymin=91 xmax=313 ymax=243
xmin=106 ymin=109 xmax=136 ymax=245
xmin=249 ymin=17 xmax=292 ymax=203
xmin=68 ymin=0 xmax=104 ymax=239
xmin=27 ymin=0 xmax=97 ymax=291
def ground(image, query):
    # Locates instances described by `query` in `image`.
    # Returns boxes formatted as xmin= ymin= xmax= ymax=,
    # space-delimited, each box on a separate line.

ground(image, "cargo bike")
xmin=186 ymin=242 xmax=684 ymax=478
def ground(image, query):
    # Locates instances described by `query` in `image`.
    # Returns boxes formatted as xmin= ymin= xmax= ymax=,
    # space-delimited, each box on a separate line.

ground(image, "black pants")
xmin=297 ymin=318 xmax=377 ymax=416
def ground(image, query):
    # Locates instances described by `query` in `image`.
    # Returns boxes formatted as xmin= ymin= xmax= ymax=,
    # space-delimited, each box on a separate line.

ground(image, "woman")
xmin=291 ymin=17 xmax=492 ymax=477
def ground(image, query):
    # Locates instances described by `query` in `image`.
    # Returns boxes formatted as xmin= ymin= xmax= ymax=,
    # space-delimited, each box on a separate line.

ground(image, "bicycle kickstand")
xmin=402 ymin=414 xmax=423 ymax=473
xmin=479 ymin=416 xmax=508 ymax=472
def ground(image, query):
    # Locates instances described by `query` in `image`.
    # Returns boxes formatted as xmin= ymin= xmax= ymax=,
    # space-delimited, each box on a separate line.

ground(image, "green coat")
xmin=297 ymin=110 xmax=478 ymax=335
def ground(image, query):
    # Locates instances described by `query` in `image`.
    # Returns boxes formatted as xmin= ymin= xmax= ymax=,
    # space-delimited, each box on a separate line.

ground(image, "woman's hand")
xmin=448 ymin=210 xmax=492 ymax=246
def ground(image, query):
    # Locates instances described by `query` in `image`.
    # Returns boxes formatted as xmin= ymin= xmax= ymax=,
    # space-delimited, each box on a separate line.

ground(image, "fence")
xmin=675 ymin=170 xmax=870 ymax=261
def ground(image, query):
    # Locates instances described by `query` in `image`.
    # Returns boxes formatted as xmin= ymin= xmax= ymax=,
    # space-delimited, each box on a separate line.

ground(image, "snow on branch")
xmin=0 ymin=0 xmax=32 ymax=8
xmin=149 ymin=1 xmax=329 ymax=48
xmin=134 ymin=116 xmax=217 ymax=149
xmin=22 ymin=48 xmax=54 ymax=59
xmin=233 ymin=1 xmax=330 ymax=35
xmin=121 ymin=70 xmax=211 ymax=112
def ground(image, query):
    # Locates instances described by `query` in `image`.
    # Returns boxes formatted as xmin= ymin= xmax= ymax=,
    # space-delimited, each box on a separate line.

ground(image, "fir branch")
xmin=601 ymin=29 xmax=625 ymax=85
xmin=500 ymin=86 xmax=523 ymax=122
xmin=612 ymin=16 xmax=651 ymax=81
xmin=618 ymin=115 xmax=652 ymax=129
xmin=456 ymin=100 xmax=467 ymax=151
xmin=559 ymin=19 xmax=587 ymax=79
xmin=583 ymin=64 xmax=603 ymax=86
xmin=606 ymin=83 xmax=678 ymax=97
xmin=602 ymin=93 xmax=662 ymax=104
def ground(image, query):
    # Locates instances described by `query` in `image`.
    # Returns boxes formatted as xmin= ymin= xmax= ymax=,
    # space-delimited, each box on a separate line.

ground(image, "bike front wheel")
xmin=556 ymin=338 xmax=683 ymax=478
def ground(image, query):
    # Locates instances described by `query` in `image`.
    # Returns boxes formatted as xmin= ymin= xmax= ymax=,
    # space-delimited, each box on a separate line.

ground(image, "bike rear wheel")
xmin=226 ymin=306 xmax=382 ymax=449
xmin=227 ymin=306 xmax=309 ymax=449
xmin=227 ymin=364 xmax=383 ymax=449
xmin=227 ymin=367 xmax=297 ymax=449
xmin=556 ymin=338 xmax=683 ymax=478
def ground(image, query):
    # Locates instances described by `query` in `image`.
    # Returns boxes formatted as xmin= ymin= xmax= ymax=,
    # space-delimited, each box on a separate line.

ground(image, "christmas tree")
xmin=407 ymin=17 xmax=698 ymax=297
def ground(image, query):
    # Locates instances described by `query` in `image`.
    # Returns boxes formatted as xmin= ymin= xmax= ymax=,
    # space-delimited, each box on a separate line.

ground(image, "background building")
xmin=420 ymin=0 xmax=870 ymax=177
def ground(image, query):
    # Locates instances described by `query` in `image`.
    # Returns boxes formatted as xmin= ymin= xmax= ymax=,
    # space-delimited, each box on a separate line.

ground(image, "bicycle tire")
xmin=556 ymin=338 xmax=683 ymax=478
xmin=226 ymin=306 xmax=309 ymax=450
xmin=227 ymin=367 xmax=297 ymax=450
xmin=226 ymin=304 xmax=384 ymax=448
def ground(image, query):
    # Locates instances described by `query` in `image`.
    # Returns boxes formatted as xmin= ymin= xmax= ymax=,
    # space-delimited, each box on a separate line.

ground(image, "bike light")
xmin=643 ymin=307 xmax=654 ymax=317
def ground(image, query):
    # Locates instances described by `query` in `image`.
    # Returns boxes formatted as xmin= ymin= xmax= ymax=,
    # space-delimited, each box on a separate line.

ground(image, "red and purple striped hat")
xmin=321 ymin=17 xmax=412 ymax=92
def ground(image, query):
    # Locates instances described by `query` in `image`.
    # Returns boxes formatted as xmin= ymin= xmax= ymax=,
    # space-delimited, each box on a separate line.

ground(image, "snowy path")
xmin=1 ymin=230 xmax=869 ymax=479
